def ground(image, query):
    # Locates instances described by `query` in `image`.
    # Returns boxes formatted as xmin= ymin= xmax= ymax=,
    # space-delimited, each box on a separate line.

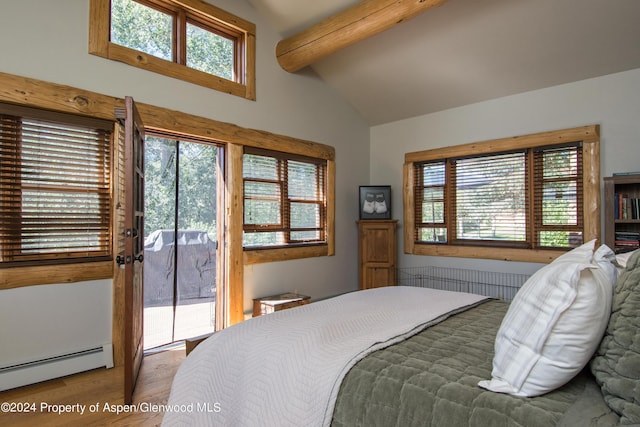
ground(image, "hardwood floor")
xmin=0 ymin=345 xmax=185 ymax=426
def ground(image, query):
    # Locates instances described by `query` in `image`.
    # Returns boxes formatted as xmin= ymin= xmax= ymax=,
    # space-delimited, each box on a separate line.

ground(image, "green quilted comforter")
xmin=331 ymin=300 xmax=619 ymax=427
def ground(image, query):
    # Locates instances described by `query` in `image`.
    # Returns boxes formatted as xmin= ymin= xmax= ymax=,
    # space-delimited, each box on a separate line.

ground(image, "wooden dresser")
xmin=357 ymin=220 xmax=398 ymax=290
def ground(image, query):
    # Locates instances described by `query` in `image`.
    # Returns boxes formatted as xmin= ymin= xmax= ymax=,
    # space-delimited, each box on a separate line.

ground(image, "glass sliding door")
xmin=143 ymin=134 xmax=220 ymax=351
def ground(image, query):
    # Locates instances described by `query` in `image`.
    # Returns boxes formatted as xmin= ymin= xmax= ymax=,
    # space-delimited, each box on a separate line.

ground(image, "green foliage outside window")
xmin=144 ymin=136 xmax=218 ymax=240
xmin=416 ymin=144 xmax=581 ymax=249
xmin=186 ymin=23 xmax=234 ymax=80
xmin=111 ymin=0 xmax=235 ymax=81
xmin=111 ymin=0 xmax=172 ymax=60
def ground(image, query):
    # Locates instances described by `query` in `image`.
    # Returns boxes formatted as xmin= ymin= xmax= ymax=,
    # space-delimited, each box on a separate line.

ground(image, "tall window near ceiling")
xmin=404 ymin=126 xmax=600 ymax=263
xmin=0 ymin=104 xmax=112 ymax=265
xmin=243 ymin=148 xmax=327 ymax=249
xmin=89 ymin=0 xmax=256 ymax=100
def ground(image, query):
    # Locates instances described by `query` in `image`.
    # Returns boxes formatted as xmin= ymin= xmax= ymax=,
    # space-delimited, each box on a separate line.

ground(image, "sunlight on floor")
xmin=144 ymin=301 xmax=215 ymax=350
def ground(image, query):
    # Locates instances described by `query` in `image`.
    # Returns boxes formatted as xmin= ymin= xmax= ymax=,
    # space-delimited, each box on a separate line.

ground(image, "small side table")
xmin=253 ymin=292 xmax=311 ymax=317
xmin=185 ymin=332 xmax=214 ymax=356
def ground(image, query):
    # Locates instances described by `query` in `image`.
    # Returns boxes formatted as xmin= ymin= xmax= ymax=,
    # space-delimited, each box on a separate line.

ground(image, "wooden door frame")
xmin=0 ymin=72 xmax=334 ymax=369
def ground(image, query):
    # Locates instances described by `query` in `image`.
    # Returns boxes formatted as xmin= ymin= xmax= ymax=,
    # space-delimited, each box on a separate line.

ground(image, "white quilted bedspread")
xmin=162 ymin=286 xmax=487 ymax=427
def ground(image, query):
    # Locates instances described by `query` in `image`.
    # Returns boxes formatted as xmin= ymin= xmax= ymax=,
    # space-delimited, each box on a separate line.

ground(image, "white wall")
xmin=371 ymin=68 xmax=640 ymax=276
xmin=0 ymin=0 xmax=369 ymax=366
xmin=5 ymin=0 xmax=637 ymax=370
xmin=0 ymin=281 xmax=112 ymax=367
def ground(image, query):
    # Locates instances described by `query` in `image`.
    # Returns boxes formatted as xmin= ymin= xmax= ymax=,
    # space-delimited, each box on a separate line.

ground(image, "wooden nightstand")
xmin=253 ymin=292 xmax=311 ymax=317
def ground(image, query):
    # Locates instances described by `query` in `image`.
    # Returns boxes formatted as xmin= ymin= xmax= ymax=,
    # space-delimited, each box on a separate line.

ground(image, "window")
xmin=535 ymin=145 xmax=583 ymax=248
xmin=243 ymin=148 xmax=327 ymax=249
xmin=404 ymin=126 xmax=600 ymax=263
xmin=89 ymin=0 xmax=256 ymax=100
xmin=0 ymin=104 xmax=112 ymax=266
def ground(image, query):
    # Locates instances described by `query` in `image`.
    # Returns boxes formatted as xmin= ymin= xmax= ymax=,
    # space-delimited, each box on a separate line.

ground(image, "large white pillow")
xmin=478 ymin=240 xmax=615 ymax=396
xmin=615 ymin=248 xmax=638 ymax=269
xmin=593 ymin=243 xmax=619 ymax=286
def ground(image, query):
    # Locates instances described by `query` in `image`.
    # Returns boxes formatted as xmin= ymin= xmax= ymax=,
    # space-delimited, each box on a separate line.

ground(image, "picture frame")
xmin=359 ymin=186 xmax=391 ymax=219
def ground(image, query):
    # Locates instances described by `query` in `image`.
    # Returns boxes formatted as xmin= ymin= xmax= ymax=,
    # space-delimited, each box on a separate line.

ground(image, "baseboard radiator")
xmin=0 ymin=344 xmax=114 ymax=392
xmin=397 ymin=266 xmax=531 ymax=302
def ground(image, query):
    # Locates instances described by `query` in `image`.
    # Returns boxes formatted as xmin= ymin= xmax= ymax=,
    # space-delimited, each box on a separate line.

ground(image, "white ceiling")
xmin=247 ymin=0 xmax=640 ymax=126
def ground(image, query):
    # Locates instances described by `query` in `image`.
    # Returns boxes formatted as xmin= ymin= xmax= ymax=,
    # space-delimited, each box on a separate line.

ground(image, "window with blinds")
xmin=243 ymin=148 xmax=326 ymax=248
xmin=0 ymin=104 xmax=112 ymax=265
xmin=413 ymin=143 xmax=583 ymax=250
xmin=534 ymin=144 xmax=583 ymax=248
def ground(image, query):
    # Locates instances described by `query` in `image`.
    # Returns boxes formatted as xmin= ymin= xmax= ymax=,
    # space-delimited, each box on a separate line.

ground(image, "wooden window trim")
xmin=0 ymin=71 xmax=335 ymax=309
xmin=403 ymin=125 xmax=600 ymax=264
xmin=532 ymin=143 xmax=584 ymax=246
xmin=242 ymin=147 xmax=328 ymax=249
xmin=0 ymin=105 xmax=114 ymax=266
xmin=241 ymin=150 xmax=336 ymax=265
xmin=89 ymin=0 xmax=256 ymax=100
xmin=1 ymin=262 xmax=113 ymax=289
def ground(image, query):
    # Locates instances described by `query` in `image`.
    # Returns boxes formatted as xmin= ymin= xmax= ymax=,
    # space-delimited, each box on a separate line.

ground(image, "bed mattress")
xmin=331 ymin=300 xmax=618 ymax=427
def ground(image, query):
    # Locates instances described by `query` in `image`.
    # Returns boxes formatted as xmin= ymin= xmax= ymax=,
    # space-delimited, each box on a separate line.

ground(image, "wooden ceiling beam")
xmin=276 ymin=0 xmax=449 ymax=73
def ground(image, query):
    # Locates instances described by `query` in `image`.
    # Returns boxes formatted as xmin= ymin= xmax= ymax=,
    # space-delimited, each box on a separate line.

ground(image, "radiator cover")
xmin=0 ymin=344 xmax=114 ymax=392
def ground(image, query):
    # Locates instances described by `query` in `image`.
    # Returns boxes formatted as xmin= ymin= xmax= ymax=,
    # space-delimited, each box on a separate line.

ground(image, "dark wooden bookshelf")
xmin=604 ymin=174 xmax=640 ymax=253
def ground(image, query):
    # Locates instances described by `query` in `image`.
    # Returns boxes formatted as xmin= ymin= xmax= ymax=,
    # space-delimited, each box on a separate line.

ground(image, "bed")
xmin=162 ymin=242 xmax=640 ymax=426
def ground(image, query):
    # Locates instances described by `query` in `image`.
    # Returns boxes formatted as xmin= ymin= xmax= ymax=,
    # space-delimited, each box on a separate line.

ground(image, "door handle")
xmin=116 ymin=254 xmax=143 ymax=265
xmin=125 ymin=228 xmax=139 ymax=238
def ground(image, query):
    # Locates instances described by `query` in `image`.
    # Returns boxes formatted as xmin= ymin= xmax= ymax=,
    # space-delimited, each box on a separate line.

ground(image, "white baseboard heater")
xmin=0 ymin=344 xmax=114 ymax=392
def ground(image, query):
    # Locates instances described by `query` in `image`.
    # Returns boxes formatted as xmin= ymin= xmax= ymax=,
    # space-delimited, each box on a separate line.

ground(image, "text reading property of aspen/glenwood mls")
xmin=1 ymin=401 xmax=222 ymax=416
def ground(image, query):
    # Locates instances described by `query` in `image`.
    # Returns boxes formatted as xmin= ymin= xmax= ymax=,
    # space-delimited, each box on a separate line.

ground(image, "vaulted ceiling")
xmin=246 ymin=0 xmax=640 ymax=125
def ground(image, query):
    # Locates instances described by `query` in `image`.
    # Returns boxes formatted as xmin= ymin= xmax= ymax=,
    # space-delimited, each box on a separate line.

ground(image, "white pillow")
xmin=593 ymin=244 xmax=618 ymax=286
xmin=478 ymin=240 xmax=614 ymax=397
xmin=615 ymin=248 xmax=638 ymax=269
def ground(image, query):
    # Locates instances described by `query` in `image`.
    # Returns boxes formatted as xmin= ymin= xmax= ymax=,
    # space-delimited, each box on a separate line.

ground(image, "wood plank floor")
xmin=0 ymin=345 xmax=185 ymax=426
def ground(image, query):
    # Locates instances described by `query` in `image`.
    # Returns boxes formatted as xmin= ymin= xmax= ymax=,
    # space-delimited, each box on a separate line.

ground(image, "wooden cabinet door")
xmin=362 ymin=266 xmax=395 ymax=289
xmin=358 ymin=220 xmax=397 ymax=289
